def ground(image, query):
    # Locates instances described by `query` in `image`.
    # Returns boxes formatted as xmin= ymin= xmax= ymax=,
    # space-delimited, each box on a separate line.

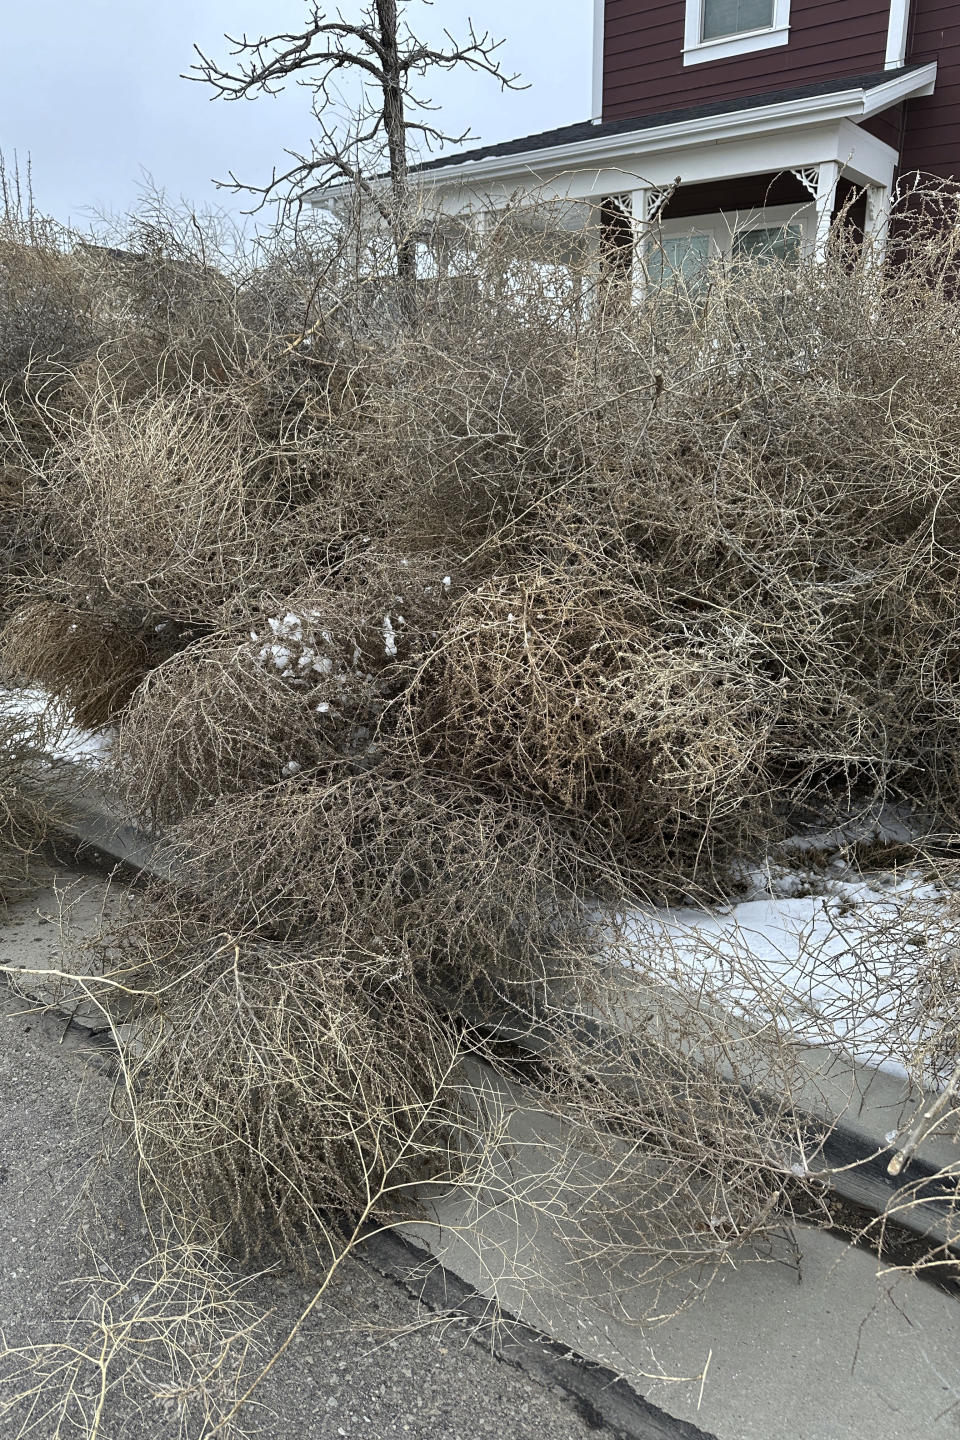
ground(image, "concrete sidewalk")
xmin=394 ymin=1048 xmax=960 ymax=1439
xmin=406 ymin=1191 xmax=960 ymax=1440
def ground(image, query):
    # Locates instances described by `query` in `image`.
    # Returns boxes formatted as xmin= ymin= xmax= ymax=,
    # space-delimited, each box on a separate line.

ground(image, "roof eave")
xmin=412 ymin=61 xmax=938 ymax=190
xmin=861 ymin=58 xmax=937 ymax=116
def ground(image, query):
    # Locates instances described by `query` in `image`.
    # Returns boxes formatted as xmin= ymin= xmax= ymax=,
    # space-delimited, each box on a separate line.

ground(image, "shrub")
xmin=1 ymin=601 xmax=156 ymax=729
xmin=112 ymin=631 xmax=345 ymax=823
xmin=9 ymin=183 xmax=960 ymax=1422
xmin=0 ymin=701 xmax=49 ymax=901
xmin=405 ymin=564 xmax=780 ymax=880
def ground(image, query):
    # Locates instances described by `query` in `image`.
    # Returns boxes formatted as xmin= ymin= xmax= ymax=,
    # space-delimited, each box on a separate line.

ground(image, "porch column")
xmin=629 ymin=185 xmax=671 ymax=298
xmin=469 ymin=205 xmax=492 ymax=243
xmin=814 ymin=161 xmax=841 ymax=261
xmin=629 ymin=188 xmax=653 ymax=299
xmin=864 ymin=183 xmax=892 ymax=266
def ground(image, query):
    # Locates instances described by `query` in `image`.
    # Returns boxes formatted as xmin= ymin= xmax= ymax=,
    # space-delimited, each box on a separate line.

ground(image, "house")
xmin=402 ymin=1 xmax=955 ymax=273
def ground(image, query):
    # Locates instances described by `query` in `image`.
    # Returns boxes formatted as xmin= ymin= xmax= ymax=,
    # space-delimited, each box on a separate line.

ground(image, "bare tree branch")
xmin=187 ymin=1 xmax=524 ymax=315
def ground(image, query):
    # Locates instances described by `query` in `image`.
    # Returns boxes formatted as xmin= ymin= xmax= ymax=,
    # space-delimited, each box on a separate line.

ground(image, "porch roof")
xmin=413 ymin=63 xmax=936 ymax=181
xmin=384 ymin=62 xmax=936 ymax=209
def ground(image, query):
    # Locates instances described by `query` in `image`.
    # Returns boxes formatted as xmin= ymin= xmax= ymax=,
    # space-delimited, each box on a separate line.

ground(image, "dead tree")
xmin=189 ymin=1 xmax=521 ymax=313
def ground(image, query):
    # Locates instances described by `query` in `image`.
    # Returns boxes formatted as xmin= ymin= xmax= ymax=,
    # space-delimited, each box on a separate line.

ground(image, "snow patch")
xmin=620 ymin=863 xmax=947 ymax=1084
xmin=0 ymin=686 xmax=112 ymax=766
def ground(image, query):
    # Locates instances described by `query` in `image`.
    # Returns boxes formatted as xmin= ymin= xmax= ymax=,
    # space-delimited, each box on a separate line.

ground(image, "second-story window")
xmin=684 ymin=0 xmax=790 ymax=65
xmin=702 ymin=0 xmax=774 ymax=41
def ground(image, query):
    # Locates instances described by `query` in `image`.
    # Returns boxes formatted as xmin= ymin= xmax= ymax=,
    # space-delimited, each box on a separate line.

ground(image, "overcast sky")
xmin=2 ymin=1 xmax=592 ymax=229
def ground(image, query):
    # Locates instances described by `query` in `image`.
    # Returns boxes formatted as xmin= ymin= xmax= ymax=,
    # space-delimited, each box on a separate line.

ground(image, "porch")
xmin=409 ymin=63 xmax=938 ymax=273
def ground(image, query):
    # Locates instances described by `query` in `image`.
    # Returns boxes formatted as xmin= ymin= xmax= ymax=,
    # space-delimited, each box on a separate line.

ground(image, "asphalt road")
xmin=0 ymin=871 xmax=613 ymax=1440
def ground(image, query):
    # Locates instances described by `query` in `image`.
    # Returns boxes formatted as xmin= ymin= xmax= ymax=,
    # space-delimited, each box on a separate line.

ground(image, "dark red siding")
xmin=862 ymin=106 xmax=904 ymax=151
xmin=901 ymin=2 xmax=960 ymax=179
xmin=603 ymin=0 xmax=890 ymax=121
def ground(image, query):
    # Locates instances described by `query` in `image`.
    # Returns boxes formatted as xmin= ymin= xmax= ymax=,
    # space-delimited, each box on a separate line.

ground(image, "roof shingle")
xmin=412 ymin=65 xmax=921 ymax=175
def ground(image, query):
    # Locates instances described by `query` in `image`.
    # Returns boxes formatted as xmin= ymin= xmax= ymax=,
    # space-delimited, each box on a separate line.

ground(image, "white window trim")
xmin=885 ymin=0 xmax=911 ymax=70
xmin=683 ymin=0 xmax=791 ymax=67
xmin=592 ymin=0 xmax=605 ymax=121
xmin=656 ymin=202 xmax=816 ymax=263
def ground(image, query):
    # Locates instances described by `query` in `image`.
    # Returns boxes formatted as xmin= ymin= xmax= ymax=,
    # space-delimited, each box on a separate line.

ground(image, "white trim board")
xmin=684 ymin=0 xmax=791 ymax=67
xmin=592 ymin=0 xmax=604 ymax=122
xmin=886 ymin=0 xmax=912 ymax=70
xmin=425 ymin=121 xmax=895 ymax=218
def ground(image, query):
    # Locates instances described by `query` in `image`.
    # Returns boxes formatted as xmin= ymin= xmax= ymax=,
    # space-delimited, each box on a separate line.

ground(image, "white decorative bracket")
xmin=792 ymin=168 xmax=820 ymax=200
xmin=645 ymin=186 xmax=673 ymax=224
xmin=629 ymin=186 xmax=673 ymax=229
xmin=792 ymin=163 xmax=841 ymax=260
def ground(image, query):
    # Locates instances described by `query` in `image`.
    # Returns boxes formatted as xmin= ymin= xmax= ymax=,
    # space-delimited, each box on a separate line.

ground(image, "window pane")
xmin=733 ymin=225 xmax=803 ymax=264
xmin=653 ymin=234 xmax=712 ymax=287
xmin=702 ymin=0 xmax=775 ymax=41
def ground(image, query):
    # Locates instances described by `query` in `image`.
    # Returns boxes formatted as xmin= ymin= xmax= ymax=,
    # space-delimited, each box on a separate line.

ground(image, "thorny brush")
xmin=1 ymin=177 xmax=960 ymax=1433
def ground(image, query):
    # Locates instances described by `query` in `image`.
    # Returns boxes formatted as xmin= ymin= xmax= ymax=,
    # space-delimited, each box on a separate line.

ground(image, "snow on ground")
xmin=621 ymin=857 xmax=952 ymax=1084
xmin=0 ymin=686 xmax=112 ymax=765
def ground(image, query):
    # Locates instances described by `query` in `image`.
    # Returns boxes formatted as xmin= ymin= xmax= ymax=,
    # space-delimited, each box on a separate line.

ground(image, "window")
xmin=684 ymin=0 xmax=789 ymax=66
xmin=654 ymin=206 xmax=815 ymax=272
xmin=702 ymin=0 xmax=774 ymax=41
xmin=733 ymin=225 xmax=803 ymax=264
xmin=651 ymin=234 xmax=712 ymax=288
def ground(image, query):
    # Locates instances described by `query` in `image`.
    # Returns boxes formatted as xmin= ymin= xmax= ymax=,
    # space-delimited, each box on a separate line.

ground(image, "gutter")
xmin=391 ymin=64 xmax=937 ymax=192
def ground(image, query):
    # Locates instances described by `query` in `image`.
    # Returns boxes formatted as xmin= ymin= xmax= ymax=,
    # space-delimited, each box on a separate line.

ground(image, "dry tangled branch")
xmin=0 ymin=1236 xmax=269 ymax=1440
xmin=1 ymin=601 xmax=155 ymax=730
xmin=34 ymin=375 xmax=335 ymax=629
xmin=158 ymin=762 xmax=616 ymax=999
xmin=7 ymin=179 xmax=960 ymax=1434
xmin=405 ymin=564 xmax=781 ymax=882
xmin=111 ymin=632 xmax=346 ymax=824
xmin=0 ymin=700 xmax=50 ymax=902
xmin=108 ymin=924 xmax=475 ymax=1268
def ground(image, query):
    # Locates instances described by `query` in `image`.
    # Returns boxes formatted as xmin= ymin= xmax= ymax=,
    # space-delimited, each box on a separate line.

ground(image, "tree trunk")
xmin=376 ymin=0 xmax=417 ymax=319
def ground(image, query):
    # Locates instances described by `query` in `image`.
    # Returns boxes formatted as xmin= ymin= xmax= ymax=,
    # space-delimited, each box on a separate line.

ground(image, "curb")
xmin=358 ymin=1227 xmax=719 ymax=1440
